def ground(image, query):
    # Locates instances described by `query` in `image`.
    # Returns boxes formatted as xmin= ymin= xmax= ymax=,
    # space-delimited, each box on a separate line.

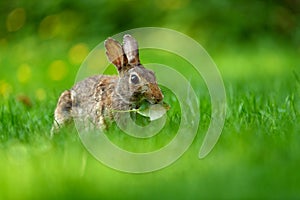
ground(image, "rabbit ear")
xmin=123 ymin=34 xmax=140 ymax=65
xmin=105 ymin=38 xmax=127 ymax=71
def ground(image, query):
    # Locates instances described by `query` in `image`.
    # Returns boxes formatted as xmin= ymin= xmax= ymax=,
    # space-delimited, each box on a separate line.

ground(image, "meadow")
xmin=1 ymin=1 xmax=300 ymax=199
xmin=1 ymin=34 xmax=299 ymax=199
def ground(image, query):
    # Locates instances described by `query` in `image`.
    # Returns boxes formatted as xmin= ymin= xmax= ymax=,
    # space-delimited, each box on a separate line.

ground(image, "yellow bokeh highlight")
xmin=68 ymin=43 xmax=89 ymax=65
xmin=86 ymin=49 xmax=106 ymax=71
xmin=35 ymin=88 xmax=46 ymax=101
xmin=0 ymin=80 xmax=12 ymax=98
xmin=6 ymin=8 xmax=26 ymax=32
xmin=0 ymin=38 xmax=8 ymax=47
xmin=38 ymin=15 xmax=60 ymax=39
xmin=156 ymin=0 xmax=189 ymax=10
xmin=17 ymin=64 xmax=31 ymax=83
xmin=48 ymin=60 xmax=68 ymax=81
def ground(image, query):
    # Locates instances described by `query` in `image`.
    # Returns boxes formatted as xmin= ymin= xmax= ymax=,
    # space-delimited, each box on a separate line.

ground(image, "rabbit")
xmin=51 ymin=34 xmax=164 ymax=134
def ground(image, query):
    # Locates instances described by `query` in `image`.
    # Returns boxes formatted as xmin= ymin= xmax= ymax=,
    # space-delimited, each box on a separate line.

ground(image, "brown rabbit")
xmin=51 ymin=34 xmax=164 ymax=134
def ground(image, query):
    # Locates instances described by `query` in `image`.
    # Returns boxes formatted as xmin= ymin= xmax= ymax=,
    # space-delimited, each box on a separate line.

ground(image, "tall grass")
xmin=0 ymin=73 xmax=299 ymax=199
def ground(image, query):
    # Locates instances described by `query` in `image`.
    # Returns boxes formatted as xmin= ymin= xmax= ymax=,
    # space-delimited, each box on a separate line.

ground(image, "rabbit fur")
xmin=51 ymin=34 xmax=164 ymax=134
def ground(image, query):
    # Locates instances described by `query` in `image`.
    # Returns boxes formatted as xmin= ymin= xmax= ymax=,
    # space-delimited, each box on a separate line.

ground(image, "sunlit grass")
xmin=0 ymin=72 xmax=299 ymax=199
xmin=1 ymin=1 xmax=300 ymax=198
xmin=0 ymin=35 xmax=300 ymax=199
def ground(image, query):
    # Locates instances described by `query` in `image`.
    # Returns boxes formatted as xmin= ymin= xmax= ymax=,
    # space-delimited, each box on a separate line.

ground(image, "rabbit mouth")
xmin=143 ymin=92 xmax=164 ymax=105
xmin=146 ymin=98 xmax=161 ymax=105
xmin=146 ymin=99 xmax=157 ymax=104
xmin=139 ymin=92 xmax=162 ymax=105
xmin=131 ymin=86 xmax=163 ymax=106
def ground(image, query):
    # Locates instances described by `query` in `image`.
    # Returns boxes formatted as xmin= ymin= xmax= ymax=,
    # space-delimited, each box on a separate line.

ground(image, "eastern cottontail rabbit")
xmin=51 ymin=34 xmax=164 ymax=134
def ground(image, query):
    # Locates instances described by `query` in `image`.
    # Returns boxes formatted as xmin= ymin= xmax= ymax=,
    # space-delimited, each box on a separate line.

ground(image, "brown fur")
xmin=51 ymin=35 xmax=163 ymax=135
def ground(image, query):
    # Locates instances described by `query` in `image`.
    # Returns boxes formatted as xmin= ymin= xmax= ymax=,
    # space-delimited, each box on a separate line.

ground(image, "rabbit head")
xmin=105 ymin=34 xmax=163 ymax=106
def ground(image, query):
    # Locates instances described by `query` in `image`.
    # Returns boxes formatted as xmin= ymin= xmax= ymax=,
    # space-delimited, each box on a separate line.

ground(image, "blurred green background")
xmin=0 ymin=0 xmax=299 ymax=98
xmin=1 ymin=0 xmax=300 ymax=199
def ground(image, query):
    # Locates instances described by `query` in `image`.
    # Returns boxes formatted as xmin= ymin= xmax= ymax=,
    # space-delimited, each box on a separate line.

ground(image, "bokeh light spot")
xmin=0 ymin=80 xmax=12 ymax=98
xmin=38 ymin=15 xmax=60 ymax=39
xmin=17 ymin=64 xmax=31 ymax=83
xmin=0 ymin=38 xmax=8 ymax=47
xmin=155 ymin=0 xmax=189 ymax=10
xmin=6 ymin=8 xmax=26 ymax=32
xmin=68 ymin=43 xmax=89 ymax=65
xmin=35 ymin=88 xmax=46 ymax=101
xmin=48 ymin=60 xmax=68 ymax=81
xmin=86 ymin=49 xmax=106 ymax=71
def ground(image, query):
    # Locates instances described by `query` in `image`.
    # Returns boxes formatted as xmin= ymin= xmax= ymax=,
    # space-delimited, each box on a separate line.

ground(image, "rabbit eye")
xmin=130 ymin=74 xmax=140 ymax=84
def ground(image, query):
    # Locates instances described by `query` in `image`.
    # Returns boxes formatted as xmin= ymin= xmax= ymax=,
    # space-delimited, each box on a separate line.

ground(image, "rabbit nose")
xmin=146 ymin=84 xmax=163 ymax=104
xmin=156 ymin=93 xmax=163 ymax=103
xmin=152 ymin=91 xmax=163 ymax=104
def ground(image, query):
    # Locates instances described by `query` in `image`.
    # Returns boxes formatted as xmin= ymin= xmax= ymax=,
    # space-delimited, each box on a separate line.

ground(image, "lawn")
xmin=0 ymin=33 xmax=300 ymax=199
xmin=1 ymin=2 xmax=300 ymax=198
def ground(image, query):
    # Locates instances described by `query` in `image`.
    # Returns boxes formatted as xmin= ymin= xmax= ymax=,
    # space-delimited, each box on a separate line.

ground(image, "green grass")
xmin=1 ymin=35 xmax=300 ymax=199
xmin=1 ymin=1 xmax=300 ymax=198
xmin=0 ymin=74 xmax=300 ymax=199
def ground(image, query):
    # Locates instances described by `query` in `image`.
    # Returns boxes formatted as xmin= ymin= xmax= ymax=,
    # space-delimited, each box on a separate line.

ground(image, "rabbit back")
xmin=71 ymin=75 xmax=118 ymax=128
